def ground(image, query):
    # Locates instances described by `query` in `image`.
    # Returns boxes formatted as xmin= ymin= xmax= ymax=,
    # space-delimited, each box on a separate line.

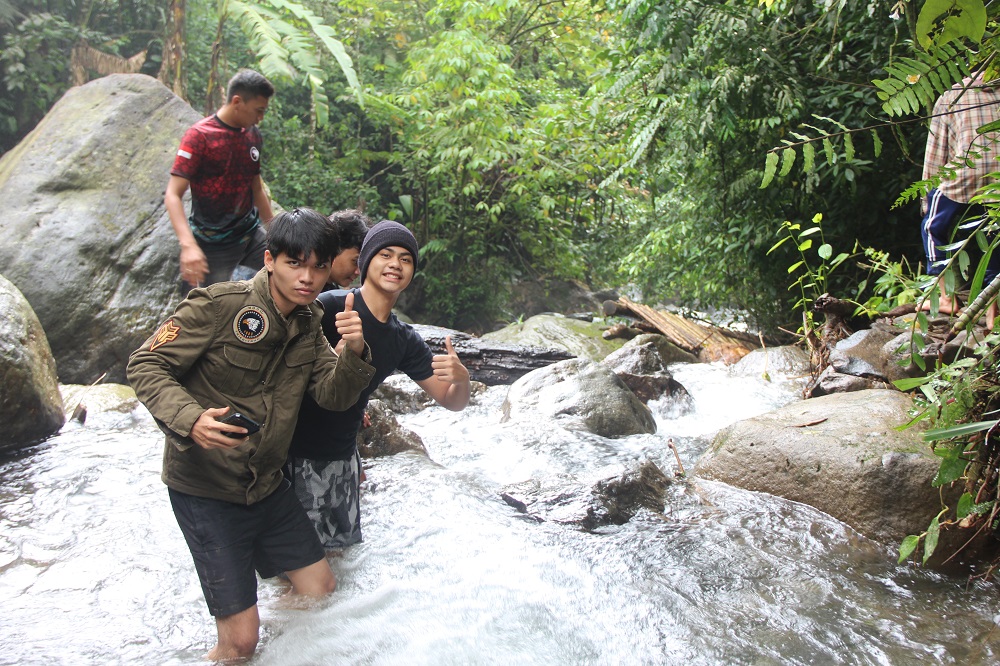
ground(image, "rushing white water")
xmin=1 ymin=363 xmax=999 ymax=665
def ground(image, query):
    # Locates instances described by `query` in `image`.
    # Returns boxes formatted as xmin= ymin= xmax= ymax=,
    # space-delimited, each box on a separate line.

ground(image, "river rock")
xmin=621 ymin=333 xmax=699 ymax=365
xmin=484 ymin=314 xmax=623 ymax=362
xmin=695 ymin=389 xmax=974 ymax=563
xmin=60 ymin=383 xmax=139 ymax=419
xmin=0 ymin=274 xmax=64 ymax=449
xmin=500 ymin=460 xmax=671 ymax=530
xmin=601 ymin=340 xmax=692 ymax=408
xmin=730 ymin=345 xmax=811 ymax=379
xmin=885 ymin=324 xmax=980 ymax=376
xmin=357 ymin=399 xmax=428 ymax=458
xmin=0 ymin=74 xmax=198 ymax=383
xmin=501 ymin=358 xmax=656 ymax=438
xmin=371 ymin=374 xmax=488 ymax=414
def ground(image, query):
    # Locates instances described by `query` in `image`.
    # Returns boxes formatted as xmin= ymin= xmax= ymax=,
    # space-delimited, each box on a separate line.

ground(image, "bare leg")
xmin=285 ymin=557 xmax=337 ymax=597
xmin=919 ymin=274 xmax=960 ymax=314
xmin=987 ymin=302 xmax=998 ymax=330
xmin=208 ymin=604 xmax=260 ymax=662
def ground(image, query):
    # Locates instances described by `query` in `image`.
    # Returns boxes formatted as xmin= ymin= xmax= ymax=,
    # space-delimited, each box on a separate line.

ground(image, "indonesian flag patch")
xmin=149 ymin=319 xmax=181 ymax=351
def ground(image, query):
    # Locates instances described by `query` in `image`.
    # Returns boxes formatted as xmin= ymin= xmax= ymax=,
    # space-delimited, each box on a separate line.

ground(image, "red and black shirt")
xmin=171 ymin=115 xmax=263 ymax=242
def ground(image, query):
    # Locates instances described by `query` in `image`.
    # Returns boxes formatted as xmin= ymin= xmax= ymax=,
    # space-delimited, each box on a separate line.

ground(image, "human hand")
xmin=431 ymin=336 xmax=469 ymax=385
xmin=180 ymin=244 xmax=209 ymax=287
xmin=190 ymin=406 xmax=246 ymax=449
xmin=335 ymin=292 xmax=365 ymax=357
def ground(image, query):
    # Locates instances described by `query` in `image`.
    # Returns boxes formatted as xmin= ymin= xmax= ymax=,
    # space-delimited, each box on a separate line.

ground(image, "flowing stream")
xmin=1 ymin=362 xmax=999 ymax=665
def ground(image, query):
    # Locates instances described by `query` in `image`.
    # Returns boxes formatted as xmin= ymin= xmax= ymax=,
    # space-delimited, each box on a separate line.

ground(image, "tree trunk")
xmin=158 ymin=0 xmax=186 ymax=98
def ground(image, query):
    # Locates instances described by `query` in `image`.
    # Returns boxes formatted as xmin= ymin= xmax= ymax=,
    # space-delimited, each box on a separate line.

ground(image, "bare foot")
xmin=918 ymin=293 xmax=960 ymax=315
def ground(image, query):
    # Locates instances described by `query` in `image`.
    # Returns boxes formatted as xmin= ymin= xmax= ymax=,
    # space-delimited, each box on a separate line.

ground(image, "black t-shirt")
xmin=288 ymin=289 xmax=434 ymax=460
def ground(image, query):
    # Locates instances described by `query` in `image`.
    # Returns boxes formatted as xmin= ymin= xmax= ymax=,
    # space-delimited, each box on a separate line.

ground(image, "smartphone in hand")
xmin=220 ymin=412 xmax=261 ymax=438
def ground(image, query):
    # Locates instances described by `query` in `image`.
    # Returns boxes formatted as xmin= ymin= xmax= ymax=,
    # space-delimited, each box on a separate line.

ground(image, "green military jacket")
xmin=126 ymin=269 xmax=375 ymax=505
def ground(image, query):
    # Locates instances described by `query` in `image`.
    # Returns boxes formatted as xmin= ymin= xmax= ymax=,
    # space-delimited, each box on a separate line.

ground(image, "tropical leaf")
xmin=872 ymin=42 xmax=972 ymax=117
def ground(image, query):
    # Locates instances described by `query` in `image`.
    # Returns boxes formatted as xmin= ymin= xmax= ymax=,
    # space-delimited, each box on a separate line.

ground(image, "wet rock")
xmin=371 ymin=374 xmax=488 ymax=414
xmin=730 ymin=345 xmax=811 ymax=379
xmin=484 ymin=314 xmax=623 ymax=362
xmin=357 ymin=399 xmax=428 ymax=458
xmin=885 ymin=326 xmax=981 ymax=376
xmin=809 ymin=366 xmax=893 ymax=396
xmin=502 ymin=358 xmax=656 ymax=438
xmin=0 ymin=274 xmax=64 ymax=450
xmin=371 ymin=375 xmax=436 ymax=414
xmin=499 ymin=460 xmax=671 ymax=530
xmin=829 ymin=323 xmax=909 ymax=383
xmin=621 ymin=333 xmax=699 ymax=365
xmin=60 ymin=383 xmax=139 ymax=417
xmin=0 ymin=74 xmax=198 ymax=383
xmin=695 ymin=389 xmax=983 ymax=565
xmin=601 ymin=341 xmax=692 ymax=408
xmin=579 ymin=460 xmax=672 ymax=530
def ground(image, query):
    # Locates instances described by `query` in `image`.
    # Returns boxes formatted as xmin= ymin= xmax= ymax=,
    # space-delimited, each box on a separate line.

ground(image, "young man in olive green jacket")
xmin=127 ymin=208 xmax=374 ymax=661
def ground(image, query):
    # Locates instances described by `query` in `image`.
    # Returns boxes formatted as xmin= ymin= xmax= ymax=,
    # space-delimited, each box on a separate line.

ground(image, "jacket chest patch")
xmin=234 ymin=306 xmax=269 ymax=343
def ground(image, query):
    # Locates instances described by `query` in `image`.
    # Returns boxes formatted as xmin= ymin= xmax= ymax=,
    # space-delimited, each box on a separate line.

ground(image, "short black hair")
xmin=227 ymin=69 xmax=275 ymax=102
xmin=328 ymin=209 xmax=370 ymax=252
xmin=266 ymin=208 xmax=339 ymax=264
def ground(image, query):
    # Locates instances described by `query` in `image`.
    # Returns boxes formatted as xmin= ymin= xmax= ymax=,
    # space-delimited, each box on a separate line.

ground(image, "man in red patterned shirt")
xmin=165 ymin=69 xmax=276 ymax=289
xmin=920 ymin=75 xmax=1000 ymax=323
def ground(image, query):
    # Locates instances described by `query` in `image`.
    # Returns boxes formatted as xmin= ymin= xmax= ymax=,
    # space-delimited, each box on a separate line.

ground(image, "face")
xmin=264 ymin=249 xmax=329 ymax=316
xmin=329 ymin=247 xmax=361 ymax=288
xmin=364 ymin=246 xmax=414 ymax=295
xmin=231 ymin=94 xmax=269 ymax=128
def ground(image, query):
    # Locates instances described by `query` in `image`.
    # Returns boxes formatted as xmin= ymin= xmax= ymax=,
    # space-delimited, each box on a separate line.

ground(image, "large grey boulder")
xmin=601 ymin=340 xmax=691 ymax=408
xmin=730 ymin=345 xmax=811 ymax=379
xmin=695 ymin=390 xmax=974 ymax=561
xmin=0 ymin=274 xmax=64 ymax=449
xmin=501 ymin=357 xmax=656 ymax=438
xmin=0 ymin=74 xmax=197 ymax=383
xmin=484 ymin=314 xmax=623 ymax=362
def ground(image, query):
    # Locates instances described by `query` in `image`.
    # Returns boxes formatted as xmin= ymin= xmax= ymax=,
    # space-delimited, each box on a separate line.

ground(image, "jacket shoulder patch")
xmin=149 ymin=319 xmax=181 ymax=351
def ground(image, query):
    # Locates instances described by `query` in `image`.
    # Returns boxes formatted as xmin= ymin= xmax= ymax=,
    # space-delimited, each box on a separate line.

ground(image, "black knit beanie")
xmin=358 ymin=220 xmax=419 ymax=284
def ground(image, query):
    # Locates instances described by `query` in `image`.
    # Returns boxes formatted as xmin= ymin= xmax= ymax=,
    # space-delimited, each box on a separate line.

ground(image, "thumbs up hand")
xmin=335 ymin=291 xmax=365 ymax=356
xmin=431 ymin=335 xmax=470 ymax=385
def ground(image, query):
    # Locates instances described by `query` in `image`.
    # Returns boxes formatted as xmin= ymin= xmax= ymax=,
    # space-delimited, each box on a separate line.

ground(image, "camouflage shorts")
xmin=289 ymin=451 xmax=362 ymax=549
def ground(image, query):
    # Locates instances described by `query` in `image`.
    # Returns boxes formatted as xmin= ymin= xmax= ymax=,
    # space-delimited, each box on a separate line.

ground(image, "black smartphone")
xmin=220 ymin=412 xmax=261 ymax=438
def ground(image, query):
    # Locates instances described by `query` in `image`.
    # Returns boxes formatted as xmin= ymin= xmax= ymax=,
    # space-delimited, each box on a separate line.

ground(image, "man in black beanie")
xmin=287 ymin=220 xmax=470 ymax=548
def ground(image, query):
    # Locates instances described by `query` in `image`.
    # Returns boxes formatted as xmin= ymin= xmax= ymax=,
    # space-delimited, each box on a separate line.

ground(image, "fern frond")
xmin=873 ymin=43 xmax=973 ymax=117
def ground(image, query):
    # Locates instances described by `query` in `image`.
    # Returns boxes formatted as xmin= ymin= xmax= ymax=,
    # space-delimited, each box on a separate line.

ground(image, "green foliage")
xmin=605 ymin=0 xmax=922 ymax=330
xmin=767 ymin=212 xmax=857 ymax=331
xmin=873 ymin=42 xmax=972 ymax=117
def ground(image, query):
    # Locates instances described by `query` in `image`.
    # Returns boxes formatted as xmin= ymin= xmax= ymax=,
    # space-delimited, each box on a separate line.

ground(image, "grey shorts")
xmin=289 ymin=451 xmax=363 ymax=549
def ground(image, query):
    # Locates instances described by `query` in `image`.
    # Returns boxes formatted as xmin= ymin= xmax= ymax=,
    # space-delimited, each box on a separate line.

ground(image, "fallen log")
xmin=602 ymin=296 xmax=757 ymax=364
xmin=411 ymin=324 xmax=574 ymax=385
